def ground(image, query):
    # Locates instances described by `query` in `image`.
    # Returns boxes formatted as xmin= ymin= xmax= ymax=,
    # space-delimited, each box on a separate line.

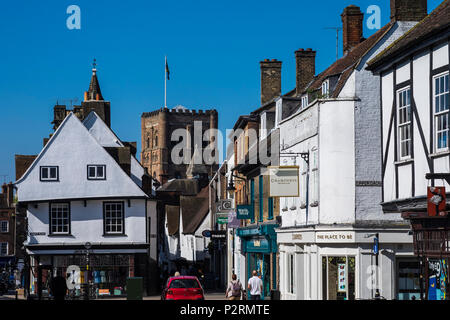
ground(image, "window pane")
xmin=89 ymin=166 xmax=96 ymax=177
xmin=42 ymin=168 xmax=48 ymax=179
xmin=97 ymin=166 xmax=104 ymax=177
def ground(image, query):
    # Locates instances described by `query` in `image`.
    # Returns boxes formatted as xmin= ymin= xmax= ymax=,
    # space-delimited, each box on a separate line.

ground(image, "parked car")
xmin=161 ymin=276 xmax=204 ymax=300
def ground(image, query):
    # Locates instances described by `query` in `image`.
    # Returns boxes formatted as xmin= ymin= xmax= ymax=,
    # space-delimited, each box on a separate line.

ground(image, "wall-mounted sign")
xmin=338 ymin=263 xmax=346 ymax=292
xmin=268 ymin=166 xmax=299 ymax=197
xmin=202 ymin=230 xmax=212 ymax=238
xmin=210 ymin=230 xmax=227 ymax=240
xmin=29 ymin=232 xmax=45 ymax=236
xmin=315 ymin=231 xmax=355 ymax=243
xmin=236 ymin=204 xmax=254 ymax=220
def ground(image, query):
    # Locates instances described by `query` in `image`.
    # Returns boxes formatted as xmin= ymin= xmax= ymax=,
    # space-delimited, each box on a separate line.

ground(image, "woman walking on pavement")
xmin=225 ymin=274 xmax=243 ymax=300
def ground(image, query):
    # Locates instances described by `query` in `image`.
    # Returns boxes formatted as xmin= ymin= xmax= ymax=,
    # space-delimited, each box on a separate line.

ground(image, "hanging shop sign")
xmin=268 ymin=166 xmax=299 ymax=197
xmin=236 ymin=204 xmax=254 ymax=220
xmin=427 ymin=187 xmax=446 ymax=217
xmin=216 ymin=212 xmax=228 ymax=224
xmin=227 ymin=211 xmax=240 ymax=229
xmin=202 ymin=230 xmax=212 ymax=238
xmin=338 ymin=263 xmax=347 ymax=292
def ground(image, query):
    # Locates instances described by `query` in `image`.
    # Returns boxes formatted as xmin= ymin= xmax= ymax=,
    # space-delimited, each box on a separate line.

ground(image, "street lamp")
xmin=365 ymin=233 xmax=380 ymax=299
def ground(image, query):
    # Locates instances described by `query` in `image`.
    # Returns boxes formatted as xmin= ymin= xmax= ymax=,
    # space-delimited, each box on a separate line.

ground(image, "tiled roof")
xmin=367 ymin=0 xmax=450 ymax=70
xmin=166 ymin=205 xmax=180 ymax=236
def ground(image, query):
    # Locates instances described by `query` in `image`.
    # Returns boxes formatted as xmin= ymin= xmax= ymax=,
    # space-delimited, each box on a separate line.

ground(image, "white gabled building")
xmin=367 ymin=0 xmax=449 ymax=300
xmin=15 ymin=111 xmax=157 ymax=298
xmin=276 ymin=0 xmax=431 ymax=301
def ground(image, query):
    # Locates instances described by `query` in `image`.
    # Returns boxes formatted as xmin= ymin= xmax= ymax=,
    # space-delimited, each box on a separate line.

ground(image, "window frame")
xmin=0 ymin=221 xmax=8 ymax=233
xmin=87 ymin=165 xmax=106 ymax=180
xmin=397 ymin=87 xmax=412 ymax=160
xmin=322 ymin=80 xmax=329 ymax=98
xmin=49 ymin=202 xmax=71 ymax=235
xmin=433 ymin=72 xmax=449 ymax=153
xmin=103 ymin=201 xmax=125 ymax=236
xmin=40 ymin=166 xmax=59 ymax=182
xmin=301 ymin=95 xmax=308 ymax=109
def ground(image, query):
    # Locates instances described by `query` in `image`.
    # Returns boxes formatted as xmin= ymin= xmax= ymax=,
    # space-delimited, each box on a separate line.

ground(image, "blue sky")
xmin=0 ymin=0 xmax=442 ymax=182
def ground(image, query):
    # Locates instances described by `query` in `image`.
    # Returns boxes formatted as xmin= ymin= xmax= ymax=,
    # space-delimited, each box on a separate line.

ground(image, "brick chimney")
xmin=260 ymin=59 xmax=282 ymax=106
xmin=6 ymin=182 xmax=14 ymax=207
xmin=295 ymin=48 xmax=316 ymax=95
xmin=390 ymin=0 xmax=427 ymax=22
xmin=341 ymin=5 xmax=364 ymax=55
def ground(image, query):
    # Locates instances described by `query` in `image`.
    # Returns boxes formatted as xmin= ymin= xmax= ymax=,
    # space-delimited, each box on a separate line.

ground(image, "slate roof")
xmin=367 ymin=0 xmax=450 ymax=70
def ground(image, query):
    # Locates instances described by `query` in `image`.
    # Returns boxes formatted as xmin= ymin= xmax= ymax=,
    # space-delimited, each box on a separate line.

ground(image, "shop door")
xmin=37 ymin=265 xmax=52 ymax=300
xmin=397 ymin=259 xmax=421 ymax=300
xmin=322 ymin=256 xmax=355 ymax=300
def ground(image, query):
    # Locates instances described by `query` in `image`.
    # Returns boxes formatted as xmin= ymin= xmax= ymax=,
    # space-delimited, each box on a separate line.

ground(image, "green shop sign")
xmin=236 ymin=204 xmax=254 ymax=220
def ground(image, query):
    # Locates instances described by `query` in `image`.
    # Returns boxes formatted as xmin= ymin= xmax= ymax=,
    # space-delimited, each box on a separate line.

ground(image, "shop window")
xmin=426 ymin=258 xmax=448 ymax=300
xmin=397 ymin=259 xmax=421 ymax=300
xmin=322 ymin=256 xmax=355 ymax=300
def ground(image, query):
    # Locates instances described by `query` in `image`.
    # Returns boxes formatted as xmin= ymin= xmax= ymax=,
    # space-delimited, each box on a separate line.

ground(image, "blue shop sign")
xmin=236 ymin=204 xmax=254 ymax=220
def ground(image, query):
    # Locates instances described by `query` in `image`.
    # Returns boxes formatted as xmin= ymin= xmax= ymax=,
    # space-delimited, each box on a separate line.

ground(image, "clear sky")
xmin=0 ymin=0 xmax=442 ymax=183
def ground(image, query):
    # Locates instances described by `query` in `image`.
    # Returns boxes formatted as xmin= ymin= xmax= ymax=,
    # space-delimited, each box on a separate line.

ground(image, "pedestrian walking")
xmin=225 ymin=274 xmax=243 ymax=300
xmin=247 ymin=270 xmax=263 ymax=300
xmin=174 ymin=271 xmax=181 ymax=276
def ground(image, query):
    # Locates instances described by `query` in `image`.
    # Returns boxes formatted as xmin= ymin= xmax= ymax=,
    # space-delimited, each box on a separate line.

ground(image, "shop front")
xmin=237 ymin=223 xmax=278 ymax=299
xmin=27 ymin=248 xmax=149 ymax=299
xmin=277 ymin=228 xmax=415 ymax=300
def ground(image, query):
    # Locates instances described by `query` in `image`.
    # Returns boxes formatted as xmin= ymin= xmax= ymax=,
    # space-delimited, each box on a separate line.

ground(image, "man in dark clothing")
xmin=50 ymin=276 xmax=68 ymax=301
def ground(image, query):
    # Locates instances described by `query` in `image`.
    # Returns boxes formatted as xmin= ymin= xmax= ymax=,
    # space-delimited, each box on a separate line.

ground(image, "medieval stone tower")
xmin=141 ymin=106 xmax=218 ymax=185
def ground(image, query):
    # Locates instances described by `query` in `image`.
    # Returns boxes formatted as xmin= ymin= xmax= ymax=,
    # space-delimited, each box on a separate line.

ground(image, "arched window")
xmin=147 ymin=138 xmax=150 ymax=149
xmin=154 ymin=136 xmax=158 ymax=147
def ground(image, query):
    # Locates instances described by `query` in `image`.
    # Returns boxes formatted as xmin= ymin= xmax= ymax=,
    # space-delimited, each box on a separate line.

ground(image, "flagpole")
xmin=164 ymin=56 xmax=167 ymax=108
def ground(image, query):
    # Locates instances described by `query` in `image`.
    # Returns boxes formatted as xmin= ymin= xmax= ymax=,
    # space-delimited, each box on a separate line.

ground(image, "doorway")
xmin=322 ymin=256 xmax=355 ymax=300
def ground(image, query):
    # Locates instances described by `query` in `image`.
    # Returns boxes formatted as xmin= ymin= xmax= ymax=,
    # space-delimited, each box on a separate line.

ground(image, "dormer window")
xmin=40 ymin=166 xmax=59 ymax=182
xmin=87 ymin=165 xmax=106 ymax=180
xmin=301 ymin=95 xmax=308 ymax=109
xmin=322 ymin=80 xmax=329 ymax=98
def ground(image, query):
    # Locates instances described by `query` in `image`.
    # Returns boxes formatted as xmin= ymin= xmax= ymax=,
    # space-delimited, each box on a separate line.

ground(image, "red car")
xmin=161 ymin=276 xmax=205 ymax=300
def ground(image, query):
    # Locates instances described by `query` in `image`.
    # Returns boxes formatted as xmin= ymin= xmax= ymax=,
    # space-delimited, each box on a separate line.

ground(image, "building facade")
xmin=275 ymin=0 xmax=432 ymax=300
xmin=367 ymin=0 xmax=449 ymax=300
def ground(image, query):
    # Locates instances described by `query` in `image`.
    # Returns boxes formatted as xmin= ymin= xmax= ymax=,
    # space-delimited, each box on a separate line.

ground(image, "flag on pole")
xmin=165 ymin=57 xmax=170 ymax=80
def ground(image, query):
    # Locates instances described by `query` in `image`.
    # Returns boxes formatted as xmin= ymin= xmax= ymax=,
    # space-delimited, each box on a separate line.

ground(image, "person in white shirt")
xmin=247 ymin=270 xmax=263 ymax=300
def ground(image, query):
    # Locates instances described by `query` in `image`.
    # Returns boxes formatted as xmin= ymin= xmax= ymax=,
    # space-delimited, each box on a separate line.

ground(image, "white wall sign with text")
xmin=268 ymin=166 xmax=299 ymax=197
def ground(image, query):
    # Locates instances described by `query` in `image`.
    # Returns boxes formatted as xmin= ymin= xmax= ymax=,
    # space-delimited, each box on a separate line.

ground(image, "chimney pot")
xmin=341 ymin=5 xmax=364 ymax=55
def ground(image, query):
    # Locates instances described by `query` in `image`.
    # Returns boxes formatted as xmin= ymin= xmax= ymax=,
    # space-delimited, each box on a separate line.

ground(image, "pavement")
xmin=0 ymin=290 xmax=227 ymax=301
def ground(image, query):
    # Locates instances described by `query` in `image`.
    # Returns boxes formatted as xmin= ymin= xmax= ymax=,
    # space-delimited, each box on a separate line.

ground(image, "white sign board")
xmin=268 ymin=166 xmax=299 ymax=197
xmin=315 ymin=231 xmax=355 ymax=243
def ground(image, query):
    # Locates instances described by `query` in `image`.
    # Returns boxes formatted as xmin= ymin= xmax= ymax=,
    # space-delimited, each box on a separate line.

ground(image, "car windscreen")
xmin=169 ymin=279 xmax=200 ymax=289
